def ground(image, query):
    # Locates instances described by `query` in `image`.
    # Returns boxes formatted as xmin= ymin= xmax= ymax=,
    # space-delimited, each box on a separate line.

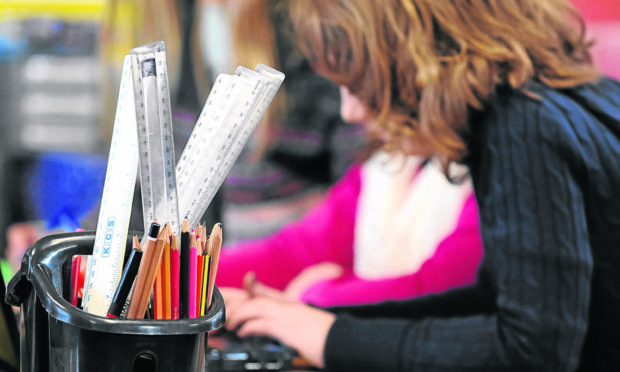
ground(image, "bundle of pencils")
xmin=105 ymin=219 xmax=223 ymax=320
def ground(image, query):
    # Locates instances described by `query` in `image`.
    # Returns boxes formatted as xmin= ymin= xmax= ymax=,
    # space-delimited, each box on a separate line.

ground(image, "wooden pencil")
xmin=126 ymin=222 xmax=166 ymax=319
xmin=153 ymin=255 xmax=164 ymax=319
xmin=207 ymin=223 xmax=223 ymax=310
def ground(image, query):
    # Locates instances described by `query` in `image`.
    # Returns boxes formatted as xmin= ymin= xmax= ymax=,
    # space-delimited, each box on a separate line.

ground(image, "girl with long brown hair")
xmin=224 ymin=0 xmax=620 ymax=370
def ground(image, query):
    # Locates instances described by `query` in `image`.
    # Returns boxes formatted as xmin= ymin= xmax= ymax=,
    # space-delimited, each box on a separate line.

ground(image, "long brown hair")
xmin=287 ymin=0 xmax=601 ymax=166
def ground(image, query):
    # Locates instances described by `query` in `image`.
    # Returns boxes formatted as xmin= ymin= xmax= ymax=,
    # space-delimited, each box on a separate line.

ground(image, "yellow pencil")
xmin=200 ymin=254 xmax=211 ymax=317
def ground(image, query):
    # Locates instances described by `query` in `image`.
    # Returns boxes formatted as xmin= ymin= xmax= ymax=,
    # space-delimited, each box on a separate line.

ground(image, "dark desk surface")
xmin=207 ymin=331 xmax=318 ymax=372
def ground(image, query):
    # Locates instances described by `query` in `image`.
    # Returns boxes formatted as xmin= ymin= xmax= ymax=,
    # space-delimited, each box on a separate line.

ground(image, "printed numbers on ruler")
xmin=178 ymin=74 xmax=261 ymax=227
xmin=176 ymin=64 xmax=284 ymax=228
xmin=131 ymin=41 xmax=180 ymax=234
xmin=82 ymin=55 xmax=139 ymax=316
xmin=176 ymin=74 xmax=235 ymax=194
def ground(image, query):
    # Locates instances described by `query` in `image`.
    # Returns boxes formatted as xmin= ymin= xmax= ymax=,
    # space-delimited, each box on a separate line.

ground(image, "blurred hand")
xmin=226 ymin=296 xmax=336 ymax=368
xmin=284 ymin=262 xmax=343 ymax=301
xmin=220 ymin=271 xmax=338 ymax=367
xmin=218 ymin=287 xmax=250 ymax=316
xmin=220 ymin=272 xmax=289 ymax=316
xmin=6 ymin=222 xmax=42 ymax=271
xmin=221 ymin=263 xmax=344 ymax=312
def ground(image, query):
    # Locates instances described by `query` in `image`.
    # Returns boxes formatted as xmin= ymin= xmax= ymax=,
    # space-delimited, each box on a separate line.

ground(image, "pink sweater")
xmin=216 ymin=164 xmax=483 ymax=307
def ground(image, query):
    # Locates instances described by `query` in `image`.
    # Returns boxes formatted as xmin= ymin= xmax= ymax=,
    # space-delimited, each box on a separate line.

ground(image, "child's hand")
xmin=218 ymin=287 xmax=250 ymax=316
xmin=6 ymin=222 xmax=42 ymax=271
xmin=226 ymin=295 xmax=336 ymax=368
xmin=221 ymin=271 xmax=290 ymax=318
xmin=284 ymin=262 xmax=343 ymax=301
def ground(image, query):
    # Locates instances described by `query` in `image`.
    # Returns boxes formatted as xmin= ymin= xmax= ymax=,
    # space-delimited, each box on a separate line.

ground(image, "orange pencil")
xmin=154 ymin=254 xmax=164 ymax=319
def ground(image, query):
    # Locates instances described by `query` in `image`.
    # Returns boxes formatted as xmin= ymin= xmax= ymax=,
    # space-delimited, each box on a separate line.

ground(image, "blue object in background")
xmin=28 ymin=152 xmax=107 ymax=231
xmin=0 ymin=35 xmax=26 ymax=61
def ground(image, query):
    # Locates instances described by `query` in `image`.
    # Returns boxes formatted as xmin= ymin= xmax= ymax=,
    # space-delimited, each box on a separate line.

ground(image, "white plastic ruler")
xmin=82 ymin=55 xmax=139 ymax=316
xmin=82 ymin=47 xmax=283 ymax=315
xmin=176 ymin=64 xmax=284 ymax=227
xmin=130 ymin=41 xmax=181 ymax=235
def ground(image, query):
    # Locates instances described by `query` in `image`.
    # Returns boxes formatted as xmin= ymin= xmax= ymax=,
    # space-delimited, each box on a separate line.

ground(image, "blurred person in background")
xmin=201 ymin=0 xmax=365 ymax=244
xmin=214 ymin=1 xmax=483 ymax=312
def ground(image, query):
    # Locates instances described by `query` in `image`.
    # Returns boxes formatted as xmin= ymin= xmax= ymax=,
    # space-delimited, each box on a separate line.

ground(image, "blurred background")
xmin=0 ymin=0 xmax=367 ymax=284
xmin=0 ymin=0 xmax=618 ymax=284
xmin=0 ymin=0 xmax=107 ymax=283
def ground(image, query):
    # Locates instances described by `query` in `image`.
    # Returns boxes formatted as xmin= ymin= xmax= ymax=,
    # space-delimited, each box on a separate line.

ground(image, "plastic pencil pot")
xmin=5 ymin=231 xmax=226 ymax=372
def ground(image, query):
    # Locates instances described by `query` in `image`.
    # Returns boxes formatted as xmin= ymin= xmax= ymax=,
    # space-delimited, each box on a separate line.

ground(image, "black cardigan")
xmin=323 ymin=77 xmax=620 ymax=371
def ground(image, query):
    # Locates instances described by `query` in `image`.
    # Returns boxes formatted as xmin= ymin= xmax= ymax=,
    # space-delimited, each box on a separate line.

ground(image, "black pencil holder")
xmin=5 ymin=231 xmax=226 ymax=372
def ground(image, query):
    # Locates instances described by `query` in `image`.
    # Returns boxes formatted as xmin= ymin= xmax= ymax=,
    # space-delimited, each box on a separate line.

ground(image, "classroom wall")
xmin=571 ymin=0 xmax=620 ymax=80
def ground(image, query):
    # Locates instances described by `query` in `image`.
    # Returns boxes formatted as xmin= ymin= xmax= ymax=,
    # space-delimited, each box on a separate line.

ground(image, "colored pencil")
xmin=107 ymin=236 xmax=143 ymax=318
xmin=126 ymin=222 xmax=165 ymax=319
xmin=179 ymin=219 xmax=190 ymax=318
xmin=207 ymin=223 xmax=223 ymax=309
xmin=71 ymin=228 xmax=85 ymax=307
xmin=163 ymin=225 xmax=172 ymax=319
xmin=188 ymin=231 xmax=198 ymax=319
xmin=153 ymin=254 xmax=164 ymax=319
xmin=71 ymin=255 xmax=81 ymax=307
xmin=196 ymin=235 xmax=204 ymax=317
xmin=170 ymin=233 xmax=180 ymax=319
xmin=200 ymin=254 xmax=211 ymax=316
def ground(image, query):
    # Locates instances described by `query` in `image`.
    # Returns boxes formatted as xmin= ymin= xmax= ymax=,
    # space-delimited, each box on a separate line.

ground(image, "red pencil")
xmin=71 ymin=255 xmax=82 ymax=307
xmin=71 ymin=227 xmax=85 ymax=307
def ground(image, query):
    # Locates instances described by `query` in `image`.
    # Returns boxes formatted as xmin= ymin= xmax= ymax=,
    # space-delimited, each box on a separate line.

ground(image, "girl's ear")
xmin=339 ymin=86 xmax=373 ymax=125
